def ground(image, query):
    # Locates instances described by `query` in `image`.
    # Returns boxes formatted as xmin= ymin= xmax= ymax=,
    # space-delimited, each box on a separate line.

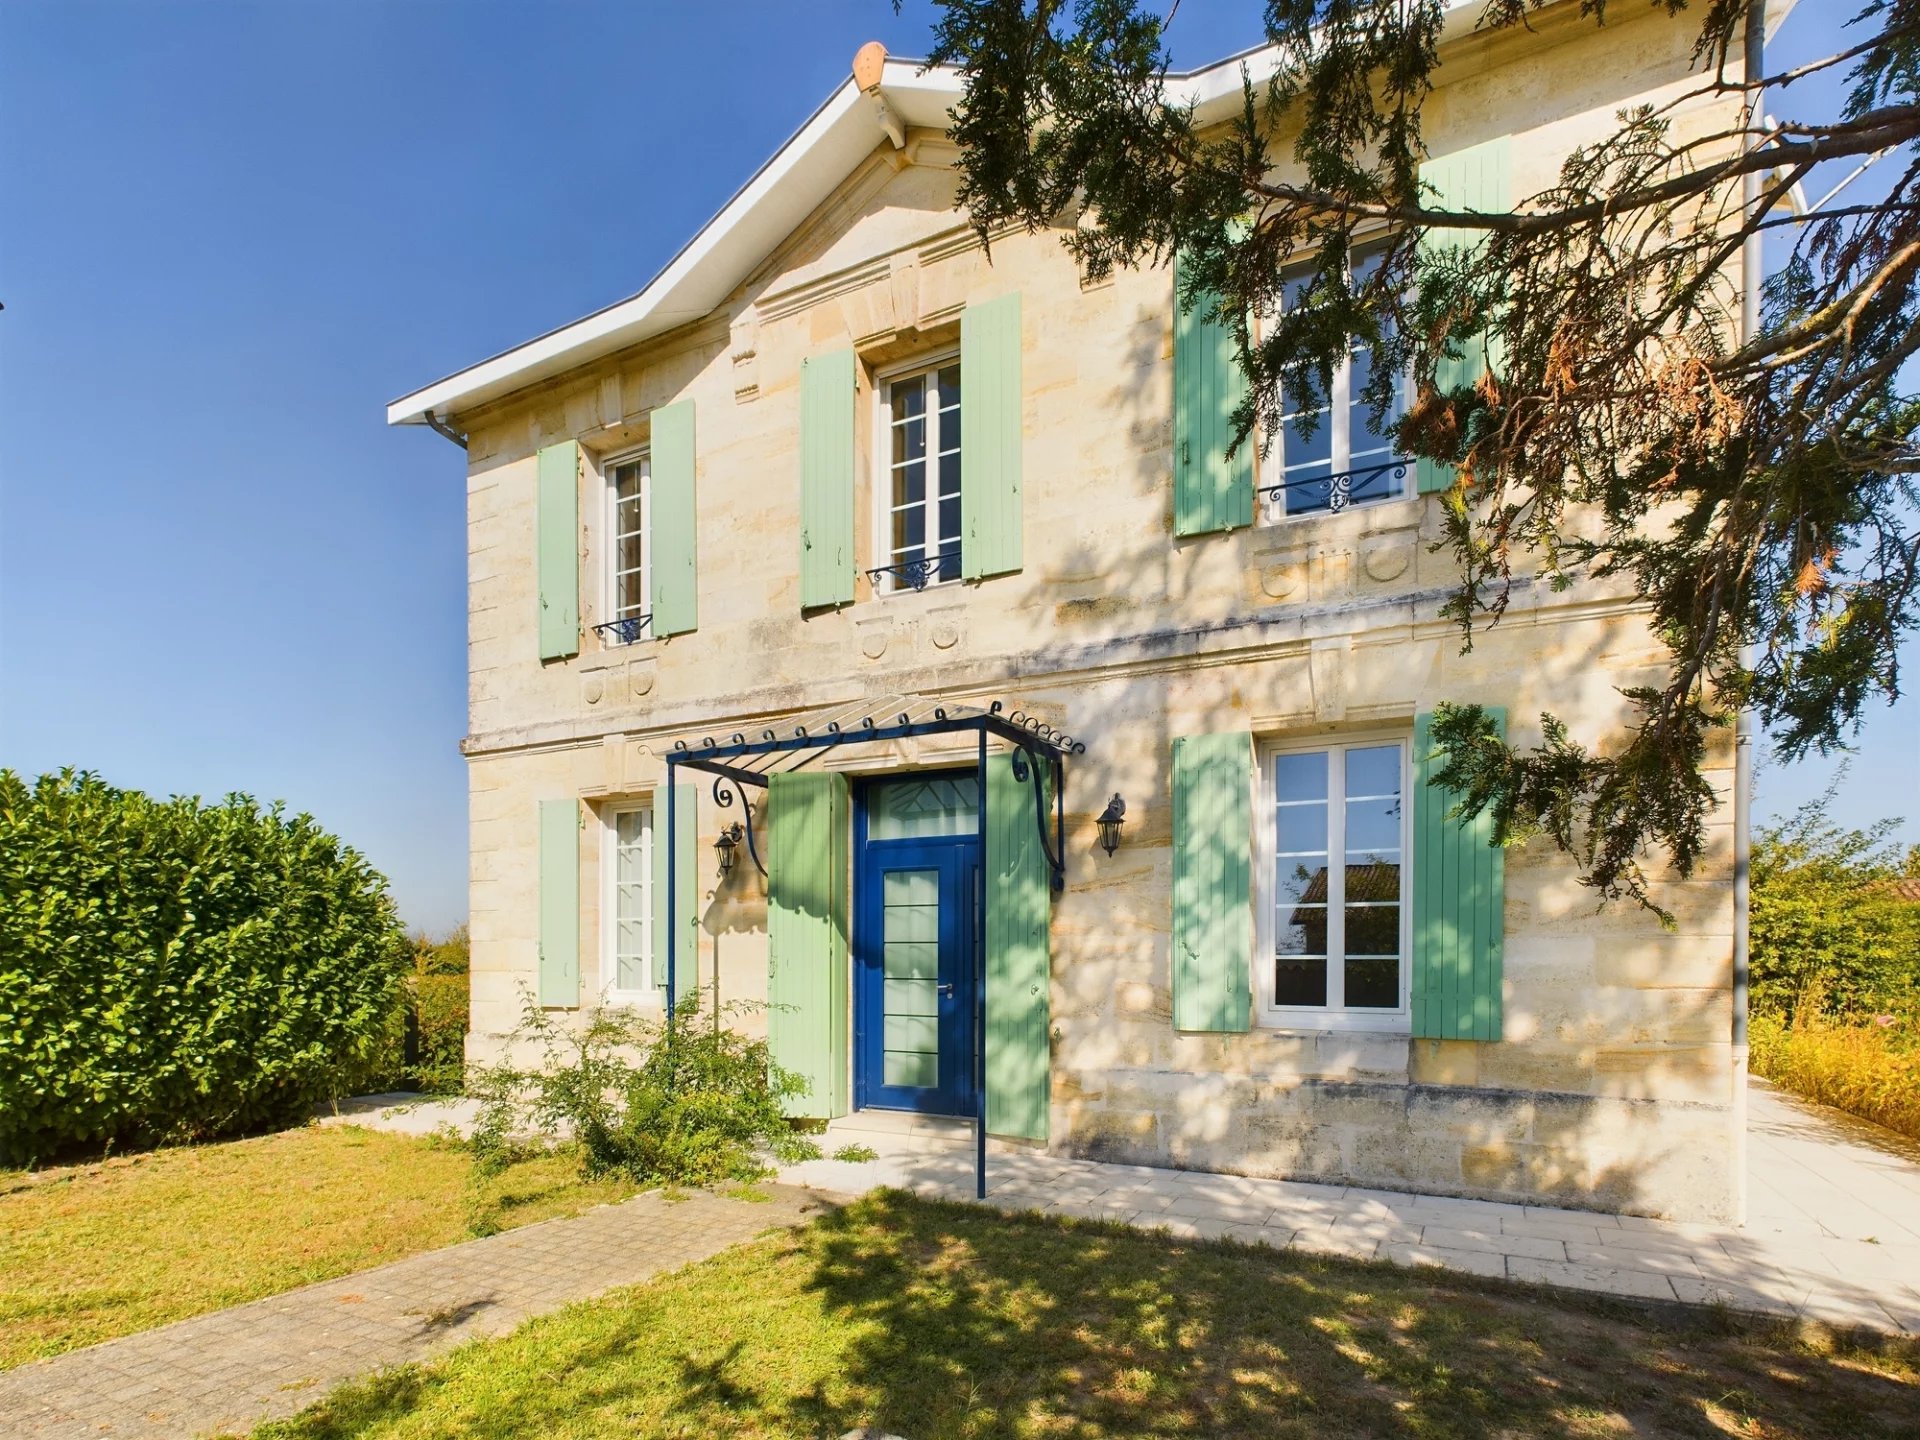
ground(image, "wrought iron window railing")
xmin=867 ymin=550 xmax=959 ymax=593
xmin=593 ymin=613 xmax=654 ymax=646
xmin=1259 ymin=459 xmax=1410 ymax=516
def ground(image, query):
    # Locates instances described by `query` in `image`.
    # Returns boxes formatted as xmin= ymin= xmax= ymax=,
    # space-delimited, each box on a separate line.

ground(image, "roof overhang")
xmin=388 ymin=0 xmax=1761 ymax=429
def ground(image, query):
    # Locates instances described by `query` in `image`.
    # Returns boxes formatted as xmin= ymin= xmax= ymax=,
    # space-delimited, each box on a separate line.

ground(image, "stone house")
xmin=388 ymin=1 xmax=1759 ymax=1223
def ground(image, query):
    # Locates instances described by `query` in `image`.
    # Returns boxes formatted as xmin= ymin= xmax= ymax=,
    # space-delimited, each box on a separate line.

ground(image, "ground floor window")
xmin=603 ymin=803 xmax=656 ymax=1000
xmin=1258 ymin=736 xmax=1410 ymax=1028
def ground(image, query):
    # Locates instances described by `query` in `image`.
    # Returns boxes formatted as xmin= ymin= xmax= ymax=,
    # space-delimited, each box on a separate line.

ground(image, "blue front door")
xmin=854 ymin=775 xmax=980 ymax=1116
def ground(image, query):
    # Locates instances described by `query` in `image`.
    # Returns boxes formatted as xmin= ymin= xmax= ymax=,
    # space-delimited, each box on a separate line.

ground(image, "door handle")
xmin=936 ymin=983 xmax=955 ymax=998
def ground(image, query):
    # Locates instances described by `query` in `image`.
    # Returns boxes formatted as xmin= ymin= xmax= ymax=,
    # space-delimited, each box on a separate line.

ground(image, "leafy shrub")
xmin=1750 ymin=1009 xmax=1920 ymax=1141
xmin=346 ymin=928 xmax=471 ymax=1097
xmin=0 ymin=769 xmax=410 ymax=1163
xmin=467 ymin=994 xmax=819 ymax=1189
xmin=1750 ymin=787 xmax=1920 ymax=1024
xmin=408 ymin=969 xmax=469 ymax=1094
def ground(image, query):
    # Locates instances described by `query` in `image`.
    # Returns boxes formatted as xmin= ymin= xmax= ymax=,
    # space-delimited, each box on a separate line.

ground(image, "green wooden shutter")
xmin=1416 ymin=138 xmax=1511 ymax=494
xmin=985 ymin=754 xmax=1051 ymax=1140
xmin=1171 ymin=732 xmax=1253 ymax=1032
xmin=537 ymin=798 xmax=579 ymax=1007
xmin=960 ymin=293 xmax=1023 ymax=579
xmin=1172 ymin=252 xmax=1253 ymax=537
xmin=1412 ymin=708 xmax=1507 ymax=1040
xmin=766 ymin=771 xmax=850 ymax=1118
xmin=650 ymin=399 xmax=698 ymax=635
xmin=649 ymin=782 xmax=698 ymax=1007
xmin=536 ymin=441 xmax=580 ymax=661
xmin=799 ymin=350 xmax=857 ymax=608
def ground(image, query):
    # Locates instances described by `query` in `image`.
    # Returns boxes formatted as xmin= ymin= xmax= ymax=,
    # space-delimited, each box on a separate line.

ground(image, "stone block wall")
xmin=454 ymin=4 xmax=1744 ymax=1220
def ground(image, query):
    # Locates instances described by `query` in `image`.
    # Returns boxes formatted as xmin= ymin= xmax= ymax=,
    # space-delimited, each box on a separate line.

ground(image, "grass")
xmin=254 ymin=1191 xmax=1920 ymax=1440
xmin=0 ymin=1123 xmax=638 ymax=1371
xmin=1752 ymin=1009 xmax=1920 ymax=1140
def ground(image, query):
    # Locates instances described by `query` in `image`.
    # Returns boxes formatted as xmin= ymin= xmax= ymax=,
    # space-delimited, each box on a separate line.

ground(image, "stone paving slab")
xmin=0 ymin=1184 xmax=827 ymax=1440
xmin=778 ymin=1081 xmax=1920 ymax=1336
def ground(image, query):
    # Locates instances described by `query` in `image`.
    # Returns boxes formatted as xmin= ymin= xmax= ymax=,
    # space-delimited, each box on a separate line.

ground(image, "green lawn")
xmin=256 ymin=1190 xmax=1920 ymax=1440
xmin=0 ymin=1124 xmax=637 ymax=1370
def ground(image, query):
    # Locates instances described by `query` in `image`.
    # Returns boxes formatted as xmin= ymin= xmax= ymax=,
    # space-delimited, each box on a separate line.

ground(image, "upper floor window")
xmin=878 ymin=358 xmax=962 ymax=593
xmin=1259 ymin=736 xmax=1410 ymax=1029
xmin=1262 ymin=247 xmax=1410 ymax=521
xmin=602 ymin=453 xmax=651 ymax=645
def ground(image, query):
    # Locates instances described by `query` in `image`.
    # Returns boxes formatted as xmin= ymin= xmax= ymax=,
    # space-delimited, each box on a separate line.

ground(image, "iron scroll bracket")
xmin=710 ymin=776 xmax=767 ymax=877
xmin=1010 ymin=744 xmax=1067 ymax=891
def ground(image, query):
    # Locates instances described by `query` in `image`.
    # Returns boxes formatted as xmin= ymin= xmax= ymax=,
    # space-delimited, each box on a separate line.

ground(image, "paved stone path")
xmin=0 ymin=1185 xmax=827 ymax=1440
xmin=778 ymin=1079 xmax=1920 ymax=1335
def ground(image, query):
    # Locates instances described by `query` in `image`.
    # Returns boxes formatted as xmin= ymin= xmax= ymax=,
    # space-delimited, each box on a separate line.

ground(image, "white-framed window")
xmin=601 ymin=802 xmax=658 ymax=1001
xmin=1261 ymin=245 xmax=1411 ymax=521
xmin=1257 ymin=735 xmax=1411 ymax=1030
xmin=876 ymin=355 xmax=962 ymax=592
xmin=602 ymin=452 xmax=650 ymax=644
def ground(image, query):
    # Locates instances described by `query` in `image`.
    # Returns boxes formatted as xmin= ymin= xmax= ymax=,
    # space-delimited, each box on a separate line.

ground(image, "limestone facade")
xmin=443 ymin=5 xmax=1744 ymax=1221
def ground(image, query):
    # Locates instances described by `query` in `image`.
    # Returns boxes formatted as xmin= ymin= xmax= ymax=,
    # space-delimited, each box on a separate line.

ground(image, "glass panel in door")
xmin=881 ymin=868 xmax=941 ymax=1090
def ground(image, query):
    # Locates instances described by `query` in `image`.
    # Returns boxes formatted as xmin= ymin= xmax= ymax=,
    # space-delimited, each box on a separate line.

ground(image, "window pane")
xmin=1282 ymin=411 xmax=1332 ymax=474
xmin=938 ymin=447 xmax=961 ymax=498
xmin=1274 ymin=751 xmax=1329 ymax=804
xmin=894 ymin=459 xmax=926 ymax=507
xmin=1345 ymin=745 xmax=1402 ymax=860
xmin=1346 ymin=744 xmax=1400 ymax=799
xmin=893 ymin=415 xmax=926 ymax=464
xmin=1345 ymin=902 xmax=1400 ymax=958
xmin=1345 ymin=954 xmax=1399 ymax=1008
xmin=616 ymin=570 xmax=644 ymax=616
xmin=869 ymin=775 xmax=980 ymax=840
xmin=616 ymin=941 xmax=649 ymax=992
xmin=895 ymin=377 xmax=925 ymax=419
xmin=892 ymin=504 xmax=926 ymax=554
xmin=1275 ymin=956 xmax=1327 ymax=1007
xmin=1275 ymin=855 xmax=1329 ymax=911
xmin=1275 ymin=903 xmax=1328 ymax=957
xmin=1345 ymin=799 xmax=1401 ymax=859
xmin=936 ymin=363 xmax=961 ymax=409
xmin=938 ymin=495 xmax=960 ymax=547
xmin=1276 ymin=803 xmax=1328 ymax=858
xmin=1346 ymin=860 xmax=1400 ymax=904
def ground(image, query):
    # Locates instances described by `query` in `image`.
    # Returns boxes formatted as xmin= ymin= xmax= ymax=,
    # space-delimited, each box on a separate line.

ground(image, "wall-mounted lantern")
xmin=714 ymin=822 xmax=745 ymax=877
xmin=1096 ymin=794 xmax=1126 ymax=857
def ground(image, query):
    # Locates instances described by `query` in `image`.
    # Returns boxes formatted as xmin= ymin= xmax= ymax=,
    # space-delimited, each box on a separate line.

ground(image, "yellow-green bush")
xmin=1750 ymin=1010 xmax=1920 ymax=1141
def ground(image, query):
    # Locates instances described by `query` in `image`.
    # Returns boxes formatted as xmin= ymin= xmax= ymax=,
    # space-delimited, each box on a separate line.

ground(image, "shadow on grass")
xmin=259 ymin=1191 xmax=1920 ymax=1440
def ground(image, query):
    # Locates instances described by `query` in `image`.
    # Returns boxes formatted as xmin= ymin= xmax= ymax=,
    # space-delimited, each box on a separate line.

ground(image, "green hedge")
xmin=1750 ymin=796 xmax=1919 ymax=1024
xmin=0 ymin=769 xmax=410 ymax=1163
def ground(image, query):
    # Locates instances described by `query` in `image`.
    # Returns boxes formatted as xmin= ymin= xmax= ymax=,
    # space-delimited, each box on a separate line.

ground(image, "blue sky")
xmin=1 ymin=1 xmax=1912 ymax=934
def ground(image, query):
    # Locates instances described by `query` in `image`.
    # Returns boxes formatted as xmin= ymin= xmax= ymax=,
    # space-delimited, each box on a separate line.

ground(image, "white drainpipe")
xmin=1731 ymin=0 xmax=1766 ymax=1229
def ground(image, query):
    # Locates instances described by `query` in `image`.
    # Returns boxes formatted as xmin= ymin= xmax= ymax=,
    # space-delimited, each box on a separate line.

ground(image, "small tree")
xmin=466 ymin=993 xmax=820 ymax=1189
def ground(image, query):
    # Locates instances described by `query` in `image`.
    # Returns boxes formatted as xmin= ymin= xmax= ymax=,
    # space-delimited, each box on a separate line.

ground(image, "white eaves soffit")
xmin=388 ymin=0 xmax=1618 ymax=429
